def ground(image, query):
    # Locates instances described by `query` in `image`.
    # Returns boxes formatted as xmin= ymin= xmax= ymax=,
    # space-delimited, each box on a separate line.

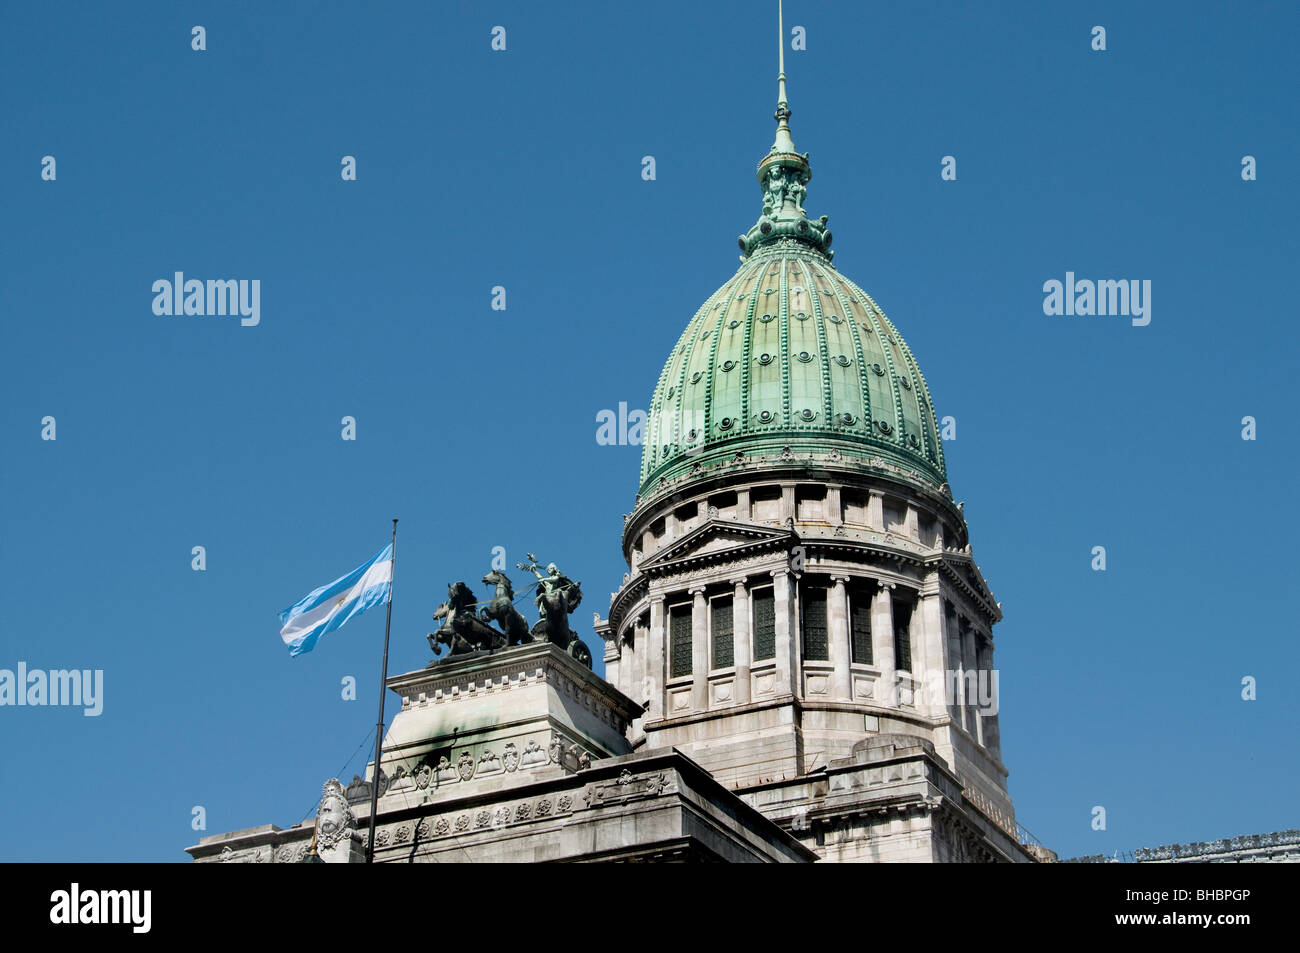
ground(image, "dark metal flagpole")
xmin=366 ymin=518 xmax=397 ymax=863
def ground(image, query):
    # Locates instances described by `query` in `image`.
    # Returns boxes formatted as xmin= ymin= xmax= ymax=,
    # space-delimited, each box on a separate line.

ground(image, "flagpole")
xmin=366 ymin=518 xmax=398 ymax=864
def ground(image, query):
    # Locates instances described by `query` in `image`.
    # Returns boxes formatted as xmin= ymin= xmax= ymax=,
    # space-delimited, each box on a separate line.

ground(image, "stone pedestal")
xmin=354 ymin=642 xmax=641 ymax=813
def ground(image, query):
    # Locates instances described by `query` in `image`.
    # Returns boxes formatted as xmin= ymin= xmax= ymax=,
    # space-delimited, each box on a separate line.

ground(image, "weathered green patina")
xmin=639 ymin=69 xmax=946 ymax=499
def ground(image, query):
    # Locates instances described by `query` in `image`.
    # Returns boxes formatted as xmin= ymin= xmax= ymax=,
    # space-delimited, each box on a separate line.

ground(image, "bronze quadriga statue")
xmin=427 ymin=556 xmax=591 ymax=668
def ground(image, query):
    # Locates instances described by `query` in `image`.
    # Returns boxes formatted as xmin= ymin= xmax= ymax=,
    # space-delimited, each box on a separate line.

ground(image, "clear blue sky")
xmin=2 ymin=1 xmax=1296 ymax=861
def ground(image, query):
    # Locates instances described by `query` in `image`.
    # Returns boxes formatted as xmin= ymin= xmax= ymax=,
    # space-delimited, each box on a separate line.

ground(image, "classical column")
xmin=736 ymin=488 xmax=751 ymax=522
xmin=772 ymin=567 xmax=797 ymax=696
xmin=603 ymin=631 xmax=620 ymax=689
xmin=647 ymin=595 xmax=666 ymax=721
xmin=620 ymin=621 xmax=638 ymax=705
xmin=731 ymin=577 xmax=752 ymax=704
xmin=954 ymin=616 xmax=970 ymax=731
xmin=871 ymin=583 xmax=896 ymax=706
xmin=982 ymin=638 xmax=1001 ymax=755
xmin=963 ymin=621 xmax=981 ymax=743
xmin=826 ymin=484 xmax=842 ymax=526
xmin=866 ymin=490 xmax=885 ymax=530
xmin=974 ymin=629 xmax=990 ymax=747
xmin=781 ymin=484 xmax=796 ymax=523
xmin=904 ymin=505 xmax=919 ymax=541
xmin=916 ymin=588 xmax=946 ymax=716
xmin=634 ymin=615 xmax=651 ymax=712
xmin=944 ymin=605 xmax=964 ymax=723
xmin=828 ymin=575 xmax=851 ymax=700
xmin=690 ymin=586 xmax=708 ymax=710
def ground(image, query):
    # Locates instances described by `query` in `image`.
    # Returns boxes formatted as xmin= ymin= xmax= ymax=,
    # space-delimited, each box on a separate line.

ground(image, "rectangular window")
xmin=802 ymin=586 xmax=828 ymax=661
xmin=850 ymin=588 xmax=873 ymax=664
xmin=884 ymin=498 xmax=907 ymax=533
xmin=841 ymin=490 xmax=867 ymax=526
xmin=711 ymin=596 xmax=734 ymax=668
xmin=669 ymin=604 xmax=692 ymax=677
xmin=796 ymin=486 xmax=826 ymax=521
xmin=751 ymin=486 xmax=782 ymax=522
xmin=752 ymin=588 xmax=775 ymax=661
xmin=893 ymin=599 xmax=913 ymax=673
xmin=708 ymin=490 xmax=738 ymax=522
xmin=674 ymin=502 xmax=698 ymax=534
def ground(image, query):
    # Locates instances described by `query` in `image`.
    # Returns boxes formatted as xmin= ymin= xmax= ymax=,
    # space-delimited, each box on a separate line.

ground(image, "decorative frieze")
xmin=584 ymin=769 xmax=673 ymax=807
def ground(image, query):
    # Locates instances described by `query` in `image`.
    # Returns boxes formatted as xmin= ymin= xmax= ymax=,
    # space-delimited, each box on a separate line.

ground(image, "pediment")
xmin=638 ymin=519 xmax=796 ymax=575
xmin=937 ymin=550 xmax=999 ymax=619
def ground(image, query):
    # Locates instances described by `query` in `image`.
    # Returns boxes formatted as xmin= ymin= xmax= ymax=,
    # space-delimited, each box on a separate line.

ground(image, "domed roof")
xmin=639 ymin=246 xmax=946 ymax=496
xmin=638 ymin=67 xmax=946 ymax=499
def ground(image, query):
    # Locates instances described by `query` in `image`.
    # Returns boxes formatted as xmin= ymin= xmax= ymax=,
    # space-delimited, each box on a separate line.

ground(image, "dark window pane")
xmin=802 ymin=586 xmax=828 ymax=661
xmin=851 ymin=590 xmax=873 ymax=664
xmin=893 ymin=600 xmax=913 ymax=672
xmin=712 ymin=597 xmax=734 ymax=668
xmin=752 ymin=588 xmax=775 ymax=661
xmin=670 ymin=605 xmax=692 ymax=677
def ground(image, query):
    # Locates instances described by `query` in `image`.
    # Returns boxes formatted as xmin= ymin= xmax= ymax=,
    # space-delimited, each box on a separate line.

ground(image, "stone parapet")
xmin=348 ymin=642 xmax=641 ymax=810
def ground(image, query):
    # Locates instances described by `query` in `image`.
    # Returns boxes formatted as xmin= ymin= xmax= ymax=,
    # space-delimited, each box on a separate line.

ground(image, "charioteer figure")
xmin=426 ymin=557 xmax=592 ymax=669
xmin=517 ymin=553 xmax=592 ymax=668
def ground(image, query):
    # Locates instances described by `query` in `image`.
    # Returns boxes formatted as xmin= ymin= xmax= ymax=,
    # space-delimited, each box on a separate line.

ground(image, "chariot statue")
xmin=517 ymin=553 xmax=592 ymax=667
xmin=427 ymin=557 xmax=592 ymax=669
xmin=428 ymin=581 xmax=505 ymax=656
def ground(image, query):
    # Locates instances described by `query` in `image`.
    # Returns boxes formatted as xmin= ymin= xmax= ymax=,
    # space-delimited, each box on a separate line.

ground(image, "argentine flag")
xmin=279 ymin=544 xmax=393 ymax=656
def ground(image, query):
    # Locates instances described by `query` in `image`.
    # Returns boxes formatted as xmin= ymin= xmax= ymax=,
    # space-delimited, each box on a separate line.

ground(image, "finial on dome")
xmin=773 ymin=0 xmax=796 ymax=155
xmin=737 ymin=1 xmax=832 ymax=261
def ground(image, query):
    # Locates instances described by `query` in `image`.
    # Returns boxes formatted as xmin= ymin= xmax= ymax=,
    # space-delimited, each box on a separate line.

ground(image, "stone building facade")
xmin=188 ymin=35 xmax=1049 ymax=865
xmin=591 ymin=55 xmax=1039 ymax=863
xmin=189 ymin=643 xmax=817 ymax=863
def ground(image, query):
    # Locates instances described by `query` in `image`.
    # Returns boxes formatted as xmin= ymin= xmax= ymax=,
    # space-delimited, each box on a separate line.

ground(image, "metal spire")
xmin=778 ymin=0 xmax=787 ymax=107
xmin=773 ymin=0 xmax=796 ymax=154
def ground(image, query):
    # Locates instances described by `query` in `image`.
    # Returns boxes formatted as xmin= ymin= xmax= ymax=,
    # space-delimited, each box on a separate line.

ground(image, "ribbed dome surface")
xmin=639 ymin=239 xmax=946 ymax=496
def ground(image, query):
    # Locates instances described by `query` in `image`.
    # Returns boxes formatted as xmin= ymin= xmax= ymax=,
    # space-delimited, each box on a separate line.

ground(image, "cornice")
xmin=386 ymin=642 xmax=641 ymax=723
xmin=623 ymin=451 xmax=963 ymax=561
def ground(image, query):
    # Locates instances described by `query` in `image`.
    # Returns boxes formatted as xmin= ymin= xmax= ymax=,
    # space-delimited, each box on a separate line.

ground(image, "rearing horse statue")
xmin=428 ymin=581 xmax=506 ymax=657
xmin=480 ymin=570 xmax=533 ymax=645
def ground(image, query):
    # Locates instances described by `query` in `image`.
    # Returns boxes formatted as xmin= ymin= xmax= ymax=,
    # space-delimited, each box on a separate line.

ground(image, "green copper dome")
xmin=638 ymin=67 xmax=946 ymax=498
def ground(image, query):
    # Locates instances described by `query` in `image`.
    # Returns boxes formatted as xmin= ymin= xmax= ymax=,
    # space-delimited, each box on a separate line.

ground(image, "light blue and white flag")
xmin=279 ymin=544 xmax=393 ymax=657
